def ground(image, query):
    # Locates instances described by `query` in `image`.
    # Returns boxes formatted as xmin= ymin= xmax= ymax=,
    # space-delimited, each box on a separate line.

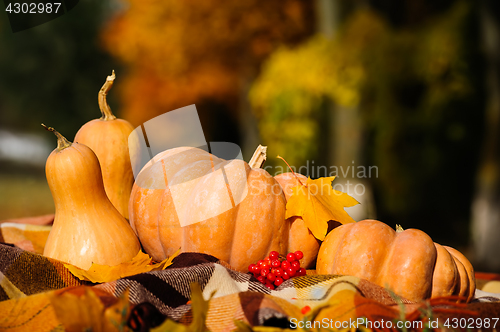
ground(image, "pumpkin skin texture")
xmin=43 ymin=127 xmax=140 ymax=270
xmin=129 ymin=147 xmax=288 ymax=272
xmin=274 ymin=172 xmax=320 ymax=268
xmin=74 ymin=71 xmax=136 ymax=219
xmin=316 ymin=219 xmax=475 ymax=302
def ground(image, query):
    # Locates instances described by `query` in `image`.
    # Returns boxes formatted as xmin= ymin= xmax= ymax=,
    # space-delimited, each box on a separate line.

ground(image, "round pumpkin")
xmin=274 ymin=172 xmax=320 ymax=269
xmin=74 ymin=71 xmax=136 ymax=219
xmin=42 ymin=125 xmax=140 ymax=270
xmin=129 ymin=147 xmax=288 ymax=272
xmin=316 ymin=219 xmax=475 ymax=302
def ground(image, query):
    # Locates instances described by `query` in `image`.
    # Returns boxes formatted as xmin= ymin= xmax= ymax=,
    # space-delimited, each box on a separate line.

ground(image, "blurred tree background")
xmin=1 ymin=0 xmax=499 ymax=270
xmin=0 ymin=0 xmax=117 ymax=219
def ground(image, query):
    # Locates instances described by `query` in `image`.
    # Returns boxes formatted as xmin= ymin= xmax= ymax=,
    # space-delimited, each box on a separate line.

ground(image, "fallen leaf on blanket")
xmin=50 ymin=288 xmax=104 ymax=331
xmin=278 ymin=156 xmax=359 ymax=241
xmin=49 ymin=287 xmax=131 ymax=332
xmin=65 ymin=249 xmax=180 ymax=283
xmin=152 ymin=282 xmax=216 ymax=332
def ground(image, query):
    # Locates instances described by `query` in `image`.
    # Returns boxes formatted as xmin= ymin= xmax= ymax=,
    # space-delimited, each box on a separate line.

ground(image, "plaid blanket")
xmin=1 ymin=217 xmax=500 ymax=331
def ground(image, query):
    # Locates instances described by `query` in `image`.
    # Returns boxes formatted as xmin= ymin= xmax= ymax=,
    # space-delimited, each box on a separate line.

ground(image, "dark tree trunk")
xmin=471 ymin=0 xmax=500 ymax=271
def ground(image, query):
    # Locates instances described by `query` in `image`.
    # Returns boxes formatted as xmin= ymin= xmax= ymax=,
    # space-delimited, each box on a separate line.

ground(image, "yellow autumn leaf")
xmin=49 ymin=288 xmax=131 ymax=332
xmin=65 ymin=249 xmax=180 ymax=283
xmin=285 ymin=176 xmax=359 ymax=241
xmin=50 ymin=288 xmax=105 ymax=332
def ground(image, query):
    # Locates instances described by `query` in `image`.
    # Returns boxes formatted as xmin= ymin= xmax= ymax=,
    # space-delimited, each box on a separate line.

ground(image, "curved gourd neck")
xmin=47 ymin=145 xmax=110 ymax=209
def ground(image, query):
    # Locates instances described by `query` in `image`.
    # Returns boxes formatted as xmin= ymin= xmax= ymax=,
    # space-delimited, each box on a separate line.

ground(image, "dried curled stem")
xmin=98 ymin=70 xmax=117 ymax=121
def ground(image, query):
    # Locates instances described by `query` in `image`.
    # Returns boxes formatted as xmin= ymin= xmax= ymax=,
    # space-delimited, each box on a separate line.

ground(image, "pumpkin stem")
xmin=396 ymin=224 xmax=404 ymax=233
xmin=98 ymin=70 xmax=117 ymax=121
xmin=248 ymin=145 xmax=267 ymax=168
xmin=41 ymin=124 xmax=72 ymax=151
xmin=277 ymin=155 xmax=305 ymax=186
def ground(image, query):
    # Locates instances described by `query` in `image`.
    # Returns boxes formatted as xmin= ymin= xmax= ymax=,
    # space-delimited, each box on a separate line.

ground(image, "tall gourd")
xmin=42 ymin=125 xmax=140 ymax=270
xmin=75 ymin=71 xmax=136 ymax=219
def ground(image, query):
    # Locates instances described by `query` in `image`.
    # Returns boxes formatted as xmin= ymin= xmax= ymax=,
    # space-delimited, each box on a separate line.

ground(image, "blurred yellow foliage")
xmin=249 ymin=3 xmax=472 ymax=169
xmin=250 ymin=10 xmax=386 ymax=166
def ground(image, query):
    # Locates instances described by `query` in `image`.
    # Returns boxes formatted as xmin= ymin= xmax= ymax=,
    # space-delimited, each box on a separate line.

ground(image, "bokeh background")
xmin=1 ymin=0 xmax=499 ymax=271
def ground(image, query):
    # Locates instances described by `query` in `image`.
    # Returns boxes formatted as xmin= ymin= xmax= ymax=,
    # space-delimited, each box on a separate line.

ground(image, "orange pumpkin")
xmin=42 ymin=125 xmax=140 ymax=269
xmin=316 ymin=219 xmax=475 ymax=302
xmin=75 ymin=71 xmax=136 ymax=219
xmin=274 ymin=172 xmax=320 ymax=269
xmin=129 ymin=147 xmax=288 ymax=272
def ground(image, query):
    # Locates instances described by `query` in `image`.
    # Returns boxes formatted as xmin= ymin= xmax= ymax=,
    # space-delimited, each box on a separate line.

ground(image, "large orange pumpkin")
xmin=129 ymin=147 xmax=288 ymax=272
xmin=316 ymin=219 xmax=475 ymax=302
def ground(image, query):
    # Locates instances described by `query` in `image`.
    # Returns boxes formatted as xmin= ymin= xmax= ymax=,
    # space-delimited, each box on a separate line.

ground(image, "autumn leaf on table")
xmin=49 ymin=288 xmax=132 ymax=332
xmin=278 ymin=157 xmax=359 ymax=241
xmin=65 ymin=249 xmax=180 ymax=283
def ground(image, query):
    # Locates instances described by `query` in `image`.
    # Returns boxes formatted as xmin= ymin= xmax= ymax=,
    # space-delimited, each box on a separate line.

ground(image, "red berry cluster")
xmin=248 ymin=251 xmax=306 ymax=290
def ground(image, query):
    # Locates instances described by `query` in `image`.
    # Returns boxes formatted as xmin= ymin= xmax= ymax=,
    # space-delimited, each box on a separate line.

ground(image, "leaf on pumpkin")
xmin=285 ymin=176 xmax=359 ymax=241
xmin=65 ymin=249 xmax=181 ymax=283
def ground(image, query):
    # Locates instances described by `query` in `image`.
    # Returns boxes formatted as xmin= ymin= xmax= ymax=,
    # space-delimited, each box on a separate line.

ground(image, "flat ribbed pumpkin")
xmin=316 ymin=219 xmax=475 ymax=302
xmin=129 ymin=146 xmax=288 ymax=272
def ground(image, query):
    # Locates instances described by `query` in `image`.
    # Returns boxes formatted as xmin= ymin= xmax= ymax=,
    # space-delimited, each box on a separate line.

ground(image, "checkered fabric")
xmin=1 ymin=217 xmax=500 ymax=331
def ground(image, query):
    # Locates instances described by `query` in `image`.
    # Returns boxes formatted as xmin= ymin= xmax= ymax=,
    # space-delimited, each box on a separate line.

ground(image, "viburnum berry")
xmin=286 ymin=267 xmax=296 ymax=277
xmin=296 ymin=268 xmax=307 ymax=276
xmin=301 ymin=305 xmax=311 ymax=314
xmin=249 ymin=251 xmax=307 ymax=287
xmin=269 ymin=251 xmax=279 ymax=260
xmin=261 ymin=261 xmax=270 ymax=271
xmin=265 ymin=282 xmax=275 ymax=290
xmin=281 ymin=260 xmax=290 ymax=270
